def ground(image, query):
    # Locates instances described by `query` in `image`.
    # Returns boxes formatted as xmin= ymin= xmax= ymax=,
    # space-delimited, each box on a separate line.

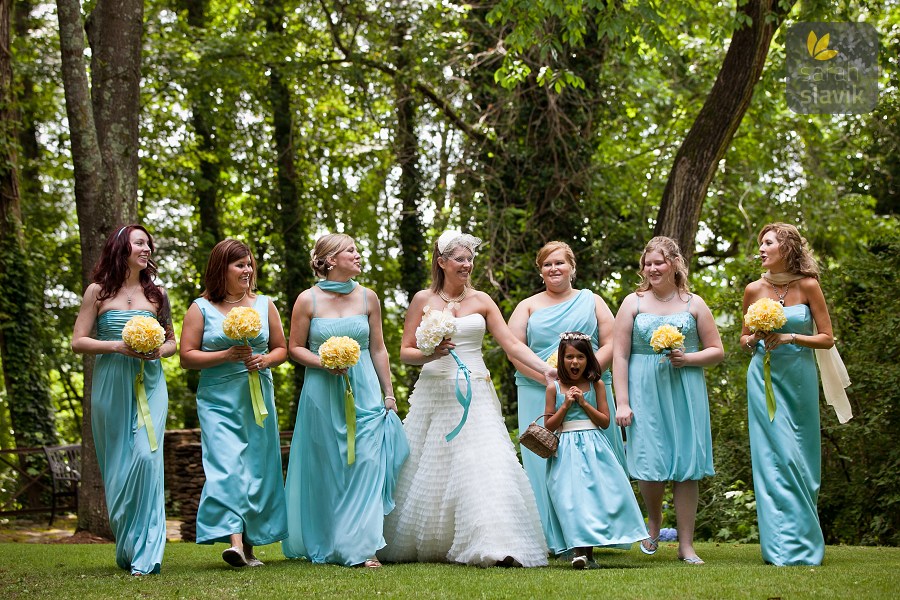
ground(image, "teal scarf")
xmin=316 ymin=279 xmax=358 ymax=294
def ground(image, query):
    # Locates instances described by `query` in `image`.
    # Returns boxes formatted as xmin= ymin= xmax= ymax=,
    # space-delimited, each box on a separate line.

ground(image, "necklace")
xmin=124 ymin=283 xmax=140 ymax=306
xmin=652 ymin=289 xmax=677 ymax=303
xmin=439 ymin=287 xmax=468 ymax=310
xmin=223 ymin=290 xmax=247 ymax=304
xmin=767 ymin=280 xmax=790 ymax=306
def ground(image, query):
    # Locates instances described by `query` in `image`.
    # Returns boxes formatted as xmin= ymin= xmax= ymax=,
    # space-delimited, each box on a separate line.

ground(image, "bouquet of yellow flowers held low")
xmin=744 ymin=297 xmax=788 ymax=422
xmin=545 ymin=352 xmax=558 ymax=369
xmin=122 ymin=315 xmax=166 ymax=452
xmin=319 ymin=336 xmax=362 ymax=464
xmin=650 ymin=324 xmax=685 ymax=363
xmin=223 ymin=306 xmax=268 ymax=428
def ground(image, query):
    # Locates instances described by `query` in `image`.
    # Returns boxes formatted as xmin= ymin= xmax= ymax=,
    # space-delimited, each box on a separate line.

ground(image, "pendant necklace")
xmin=768 ymin=281 xmax=790 ymax=306
xmin=439 ymin=287 xmax=468 ymax=311
xmin=124 ymin=284 xmax=140 ymax=306
xmin=223 ymin=291 xmax=247 ymax=304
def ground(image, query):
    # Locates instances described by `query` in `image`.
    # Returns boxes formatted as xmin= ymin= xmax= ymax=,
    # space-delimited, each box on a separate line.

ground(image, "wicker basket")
xmin=518 ymin=414 xmax=559 ymax=458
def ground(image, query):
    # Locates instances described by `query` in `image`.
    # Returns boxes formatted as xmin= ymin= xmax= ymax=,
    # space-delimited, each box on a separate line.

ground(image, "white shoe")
xmin=222 ymin=546 xmax=247 ymax=567
xmin=572 ymin=555 xmax=587 ymax=570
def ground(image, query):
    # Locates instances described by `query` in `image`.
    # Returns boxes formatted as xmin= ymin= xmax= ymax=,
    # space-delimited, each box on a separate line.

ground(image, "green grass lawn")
xmin=1 ymin=541 xmax=898 ymax=599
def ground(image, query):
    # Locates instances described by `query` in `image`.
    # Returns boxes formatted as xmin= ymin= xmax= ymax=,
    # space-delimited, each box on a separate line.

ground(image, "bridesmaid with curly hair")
xmin=72 ymin=224 xmax=175 ymax=576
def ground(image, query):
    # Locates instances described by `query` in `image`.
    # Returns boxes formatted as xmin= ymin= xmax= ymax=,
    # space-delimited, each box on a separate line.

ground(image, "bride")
xmin=379 ymin=231 xmax=554 ymax=567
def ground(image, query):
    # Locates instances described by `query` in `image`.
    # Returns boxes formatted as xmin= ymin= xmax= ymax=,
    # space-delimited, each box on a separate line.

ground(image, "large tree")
xmin=0 ymin=0 xmax=57 ymax=503
xmin=56 ymin=0 xmax=143 ymax=536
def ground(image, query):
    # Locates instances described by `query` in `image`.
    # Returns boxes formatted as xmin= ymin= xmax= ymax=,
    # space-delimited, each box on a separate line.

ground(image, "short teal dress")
xmin=283 ymin=287 xmax=408 ymax=566
xmin=625 ymin=297 xmax=715 ymax=481
xmin=544 ymin=382 xmax=648 ymax=554
xmin=93 ymin=310 xmax=168 ymax=575
xmin=194 ymin=295 xmax=287 ymax=547
xmin=515 ymin=289 xmax=626 ymax=542
xmin=747 ymin=304 xmax=824 ymax=566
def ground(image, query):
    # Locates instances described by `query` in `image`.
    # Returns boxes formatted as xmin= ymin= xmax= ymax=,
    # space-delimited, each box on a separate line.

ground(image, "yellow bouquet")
xmin=122 ymin=315 xmax=166 ymax=354
xmin=122 ymin=315 xmax=166 ymax=452
xmin=223 ymin=306 xmax=267 ymax=428
xmin=223 ymin=306 xmax=262 ymax=340
xmin=650 ymin=324 xmax=685 ymax=354
xmin=744 ymin=298 xmax=787 ymax=333
xmin=319 ymin=336 xmax=361 ymax=464
xmin=744 ymin=298 xmax=787 ymax=422
xmin=545 ymin=352 xmax=558 ymax=369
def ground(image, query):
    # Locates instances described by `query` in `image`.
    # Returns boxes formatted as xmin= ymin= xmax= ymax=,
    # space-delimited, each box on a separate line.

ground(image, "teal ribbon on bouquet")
xmin=763 ymin=350 xmax=777 ymax=422
xmin=246 ymin=342 xmax=268 ymax=428
xmin=343 ymin=374 xmax=356 ymax=465
xmin=134 ymin=362 xmax=158 ymax=452
xmin=445 ymin=349 xmax=472 ymax=442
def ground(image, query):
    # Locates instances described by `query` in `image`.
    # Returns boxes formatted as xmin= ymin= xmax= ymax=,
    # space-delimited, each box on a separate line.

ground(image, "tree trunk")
xmin=0 ymin=0 xmax=58 ymax=506
xmin=262 ymin=0 xmax=310 ymax=420
xmin=654 ymin=0 xmax=796 ymax=262
xmin=56 ymin=0 xmax=143 ymax=537
xmin=393 ymin=20 xmax=427 ymax=304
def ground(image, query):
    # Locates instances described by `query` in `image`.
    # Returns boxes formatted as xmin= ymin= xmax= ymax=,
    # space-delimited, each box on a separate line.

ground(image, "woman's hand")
xmin=226 ymin=344 xmax=252 ymax=363
xmin=433 ymin=338 xmax=456 ymax=358
xmin=384 ymin=397 xmax=398 ymax=412
xmin=761 ymin=331 xmax=791 ymax=351
xmin=114 ymin=341 xmax=161 ymax=360
xmin=244 ymin=354 xmax=268 ymax=371
xmin=615 ymin=404 xmax=633 ymax=427
xmin=668 ymin=348 xmax=688 ymax=368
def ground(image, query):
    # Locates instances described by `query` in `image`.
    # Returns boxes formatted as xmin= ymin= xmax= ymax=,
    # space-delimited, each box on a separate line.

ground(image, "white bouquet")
xmin=415 ymin=305 xmax=457 ymax=355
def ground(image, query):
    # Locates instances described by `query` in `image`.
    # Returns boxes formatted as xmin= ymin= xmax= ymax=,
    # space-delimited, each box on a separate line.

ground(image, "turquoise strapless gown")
xmin=194 ymin=295 xmax=287 ymax=546
xmin=515 ymin=289 xmax=626 ymax=543
xmin=544 ymin=382 xmax=648 ymax=554
xmin=747 ymin=304 xmax=824 ymax=566
xmin=283 ymin=307 xmax=409 ymax=565
xmin=626 ymin=307 xmax=715 ymax=481
xmin=93 ymin=310 xmax=168 ymax=575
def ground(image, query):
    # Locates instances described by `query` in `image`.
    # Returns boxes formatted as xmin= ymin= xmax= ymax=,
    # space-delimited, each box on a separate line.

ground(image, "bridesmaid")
xmin=282 ymin=233 xmax=407 ymax=567
xmin=613 ymin=236 xmax=724 ymax=564
xmin=740 ymin=222 xmax=834 ymax=566
xmin=180 ymin=239 xmax=288 ymax=567
xmin=508 ymin=241 xmax=624 ymax=543
xmin=72 ymin=224 xmax=175 ymax=576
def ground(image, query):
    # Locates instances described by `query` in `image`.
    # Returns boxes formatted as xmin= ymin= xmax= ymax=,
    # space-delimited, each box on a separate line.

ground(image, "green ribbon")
xmin=134 ymin=362 xmax=158 ymax=452
xmin=343 ymin=374 xmax=356 ymax=465
xmin=764 ymin=350 xmax=777 ymax=422
xmin=246 ymin=340 xmax=268 ymax=428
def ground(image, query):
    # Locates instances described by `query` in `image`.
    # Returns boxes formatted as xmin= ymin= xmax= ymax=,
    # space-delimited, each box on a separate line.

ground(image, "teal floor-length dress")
xmin=283 ymin=288 xmax=408 ymax=566
xmin=544 ymin=382 xmax=647 ymax=554
xmin=625 ymin=298 xmax=715 ymax=482
xmin=747 ymin=304 xmax=824 ymax=566
xmin=93 ymin=310 xmax=168 ymax=575
xmin=516 ymin=289 xmax=626 ymax=541
xmin=194 ymin=295 xmax=287 ymax=547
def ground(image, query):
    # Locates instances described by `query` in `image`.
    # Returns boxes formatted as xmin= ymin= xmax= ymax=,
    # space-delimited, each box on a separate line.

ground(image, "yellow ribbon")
xmin=344 ymin=373 xmax=356 ymax=465
xmin=246 ymin=341 xmax=268 ymax=428
xmin=134 ymin=362 xmax=158 ymax=452
xmin=764 ymin=351 xmax=777 ymax=422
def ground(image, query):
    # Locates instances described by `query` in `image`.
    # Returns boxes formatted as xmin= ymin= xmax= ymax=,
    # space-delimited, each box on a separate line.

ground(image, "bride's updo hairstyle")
xmin=310 ymin=233 xmax=355 ymax=279
xmin=430 ymin=230 xmax=482 ymax=293
xmin=758 ymin=222 xmax=820 ymax=279
xmin=636 ymin=236 xmax=690 ymax=296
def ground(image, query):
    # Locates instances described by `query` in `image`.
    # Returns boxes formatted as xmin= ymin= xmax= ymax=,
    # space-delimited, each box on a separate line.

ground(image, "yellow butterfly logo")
xmin=807 ymin=31 xmax=838 ymax=61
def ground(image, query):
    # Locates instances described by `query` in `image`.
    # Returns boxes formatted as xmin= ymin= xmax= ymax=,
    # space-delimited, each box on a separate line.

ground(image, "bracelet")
xmin=790 ymin=333 xmax=797 ymax=345
xmin=384 ymin=395 xmax=396 ymax=401
xmin=745 ymin=339 xmax=754 ymax=350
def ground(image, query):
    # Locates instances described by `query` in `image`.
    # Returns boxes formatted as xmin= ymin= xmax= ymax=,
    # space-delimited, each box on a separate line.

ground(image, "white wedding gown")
xmin=379 ymin=313 xmax=548 ymax=567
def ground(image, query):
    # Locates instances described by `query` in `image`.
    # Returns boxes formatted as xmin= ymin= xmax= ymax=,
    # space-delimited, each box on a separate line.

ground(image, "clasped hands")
xmin=226 ymin=344 xmax=267 ymax=371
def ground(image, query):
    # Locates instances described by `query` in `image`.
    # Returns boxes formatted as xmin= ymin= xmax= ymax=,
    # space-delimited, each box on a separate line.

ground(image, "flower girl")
xmin=543 ymin=332 xmax=649 ymax=569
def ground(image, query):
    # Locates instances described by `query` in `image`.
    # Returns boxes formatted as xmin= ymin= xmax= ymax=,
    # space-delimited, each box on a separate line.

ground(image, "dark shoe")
xmin=572 ymin=555 xmax=587 ymax=570
xmin=222 ymin=546 xmax=247 ymax=567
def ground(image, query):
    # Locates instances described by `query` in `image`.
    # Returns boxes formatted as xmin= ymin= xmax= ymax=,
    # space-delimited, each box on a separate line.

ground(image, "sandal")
xmin=680 ymin=556 xmax=705 ymax=565
xmin=640 ymin=536 xmax=660 ymax=555
xmin=363 ymin=558 xmax=382 ymax=568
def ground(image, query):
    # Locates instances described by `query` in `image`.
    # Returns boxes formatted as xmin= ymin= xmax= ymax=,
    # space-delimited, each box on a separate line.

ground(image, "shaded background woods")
xmin=0 ymin=0 xmax=897 ymax=546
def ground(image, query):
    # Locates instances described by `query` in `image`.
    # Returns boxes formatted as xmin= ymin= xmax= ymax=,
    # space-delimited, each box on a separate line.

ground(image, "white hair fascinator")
xmin=437 ymin=230 xmax=482 ymax=255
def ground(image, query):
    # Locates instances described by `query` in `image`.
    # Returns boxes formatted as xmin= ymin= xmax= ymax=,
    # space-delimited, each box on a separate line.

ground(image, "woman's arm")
xmin=71 ymin=284 xmax=141 ymax=357
xmin=670 ymin=295 xmax=724 ymax=368
xmin=157 ymin=287 xmax=177 ymax=359
xmin=484 ymin=294 xmax=554 ymax=377
xmin=399 ymin=290 xmax=454 ymax=365
xmin=179 ymin=302 xmax=251 ymax=370
xmin=366 ymin=289 xmax=398 ymax=411
xmin=594 ymin=293 xmax=616 ymax=372
xmin=739 ymin=283 xmax=760 ymax=353
xmin=612 ymin=294 xmax=637 ymax=426
xmin=257 ymin=298 xmax=288 ymax=370
xmin=287 ymin=289 xmax=327 ymax=369
xmin=507 ymin=297 xmax=544 ymax=383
